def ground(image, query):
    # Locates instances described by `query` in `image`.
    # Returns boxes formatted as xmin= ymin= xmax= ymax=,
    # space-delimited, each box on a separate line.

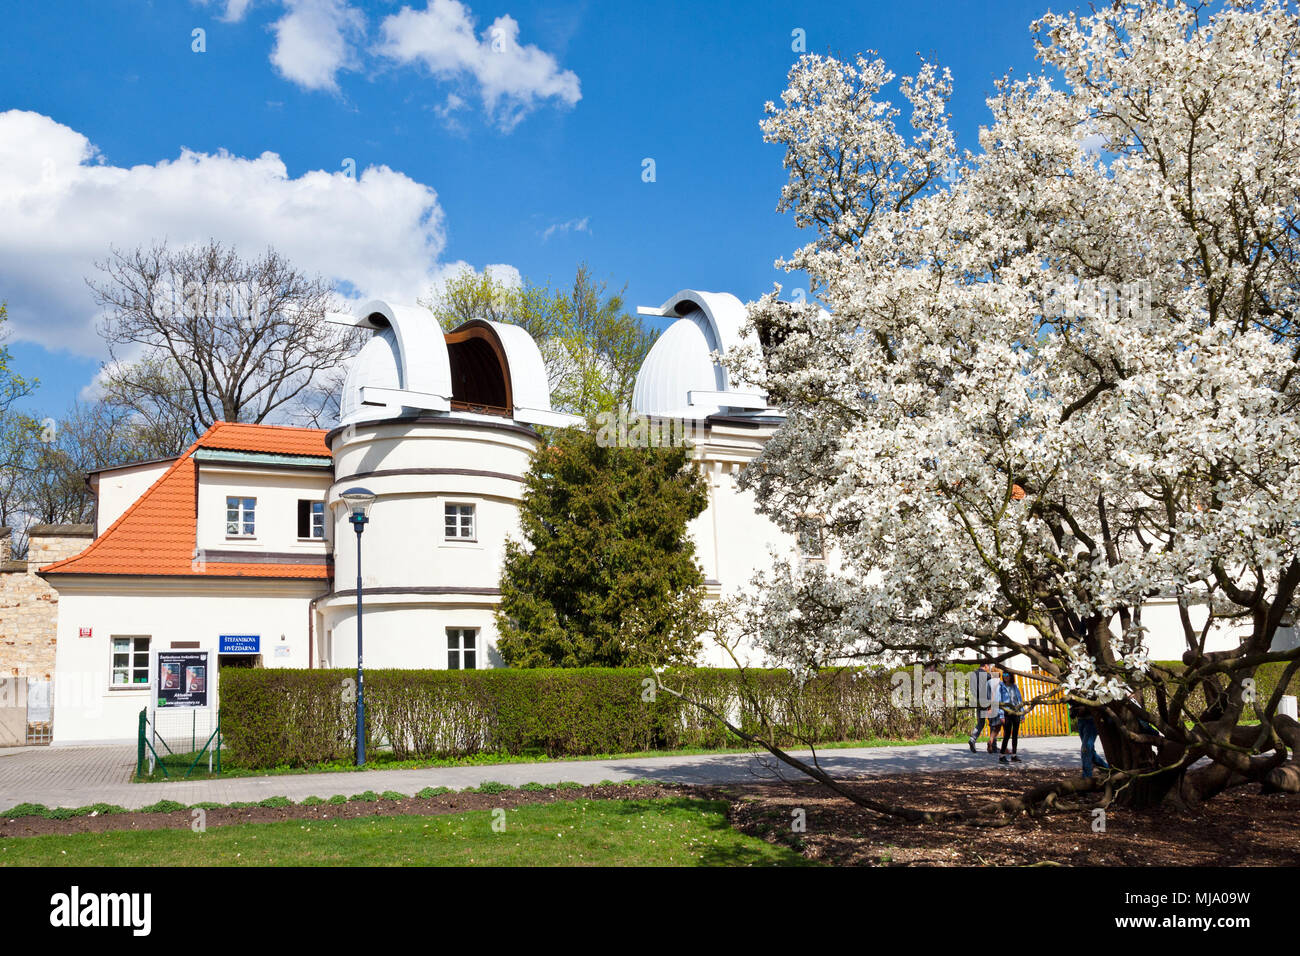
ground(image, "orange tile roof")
xmin=197 ymin=421 xmax=331 ymax=457
xmin=40 ymin=422 xmax=332 ymax=580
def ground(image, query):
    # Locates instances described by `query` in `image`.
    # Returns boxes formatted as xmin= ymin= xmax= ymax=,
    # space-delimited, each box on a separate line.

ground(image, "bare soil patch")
xmin=720 ymin=766 xmax=1300 ymax=866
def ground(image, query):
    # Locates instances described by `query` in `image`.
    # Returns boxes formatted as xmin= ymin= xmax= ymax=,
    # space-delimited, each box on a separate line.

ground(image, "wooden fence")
xmin=1015 ymin=670 xmax=1070 ymax=737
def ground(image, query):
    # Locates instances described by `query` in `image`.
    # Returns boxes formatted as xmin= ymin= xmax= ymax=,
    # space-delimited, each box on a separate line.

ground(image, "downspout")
xmin=308 ymin=591 xmax=326 ymax=669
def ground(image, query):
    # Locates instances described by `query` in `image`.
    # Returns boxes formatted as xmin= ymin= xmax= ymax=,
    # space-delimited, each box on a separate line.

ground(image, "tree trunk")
xmin=1095 ymin=708 xmax=1182 ymax=809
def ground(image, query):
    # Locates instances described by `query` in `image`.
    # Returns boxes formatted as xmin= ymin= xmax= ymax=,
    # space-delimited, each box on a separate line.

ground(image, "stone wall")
xmin=0 ymin=525 xmax=93 ymax=679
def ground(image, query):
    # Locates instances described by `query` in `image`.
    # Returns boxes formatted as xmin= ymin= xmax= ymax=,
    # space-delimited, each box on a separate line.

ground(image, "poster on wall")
xmin=155 ymin=651 xmax=210 ymax=708
xmin=159 ymin=661 xmax=182 ymax=691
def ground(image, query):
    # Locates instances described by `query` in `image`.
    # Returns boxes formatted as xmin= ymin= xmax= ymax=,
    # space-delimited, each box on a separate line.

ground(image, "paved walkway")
xmin=0 ymin=737 xmax=1082 ymax=811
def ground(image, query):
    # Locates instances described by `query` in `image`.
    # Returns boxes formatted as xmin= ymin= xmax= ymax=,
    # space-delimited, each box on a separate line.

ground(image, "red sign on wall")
xmin=78 ymin=627 xmax=92 ymax=638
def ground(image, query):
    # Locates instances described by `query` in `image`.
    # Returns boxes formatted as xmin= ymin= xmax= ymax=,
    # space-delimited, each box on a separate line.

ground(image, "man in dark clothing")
xmin=968 ymin=663 xmax=993 ymax=752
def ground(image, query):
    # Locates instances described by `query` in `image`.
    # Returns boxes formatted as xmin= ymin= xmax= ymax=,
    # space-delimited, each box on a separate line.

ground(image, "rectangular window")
xmin=444 ymin=503 xmax=476 ymax=541
xmin=110 ymin=636 xmax=151 ymax=686
xmin=297 ymin=499 xmax=325 ymax=539
xmin=447 ymin=628 xmax=477 ymax=670
xmin=797 ymin=517 xmax=824 ymax=559
xmin=226 ymin=496 xmax=256 ymax=537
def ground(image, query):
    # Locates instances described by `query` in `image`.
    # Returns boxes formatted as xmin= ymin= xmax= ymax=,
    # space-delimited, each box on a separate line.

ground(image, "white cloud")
xmin=431 ymin=92 xmax=469 ymax=134
xmin=197 ymin=0 xmax=580 ymax=126
xmin=270 ymin=0 xmax=366 ymax=92
xmin=541 ymin=216 xmax=590 ymax=241
xmin=195 ymin=0 xmax=258 ymax=23
xmin=0 ymin=110 xmax=486 ymax=356
xmin=219 ymin=0 xmax=256 ymax=22
xmin=377 ymin=0 xmax=581 ymax=130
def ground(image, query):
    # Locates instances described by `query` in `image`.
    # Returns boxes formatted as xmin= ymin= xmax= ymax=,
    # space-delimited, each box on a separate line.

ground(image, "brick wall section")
xmin=0 ymin=525 xmax=94 ymax=679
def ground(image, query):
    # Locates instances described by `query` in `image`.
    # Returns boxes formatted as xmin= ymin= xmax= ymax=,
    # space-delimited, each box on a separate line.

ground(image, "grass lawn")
xmin=0 ymin=798 xmax=814 ymax=867
xmin=136 ymin=733 xmax=972 ymax=782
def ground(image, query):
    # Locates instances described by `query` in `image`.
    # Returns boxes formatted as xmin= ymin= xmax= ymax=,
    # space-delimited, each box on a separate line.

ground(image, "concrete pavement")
xmin=0 ymin=736 xmax=1082 ymax=811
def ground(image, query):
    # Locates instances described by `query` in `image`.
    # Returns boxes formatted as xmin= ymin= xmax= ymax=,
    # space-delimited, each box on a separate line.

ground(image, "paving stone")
xmin=0 ymin=737 xmax=1083 ymax=811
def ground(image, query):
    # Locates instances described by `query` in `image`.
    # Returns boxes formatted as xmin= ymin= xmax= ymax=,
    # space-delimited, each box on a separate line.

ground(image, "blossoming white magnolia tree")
xmin=728 ymin=0 xmax=1300 ymax=811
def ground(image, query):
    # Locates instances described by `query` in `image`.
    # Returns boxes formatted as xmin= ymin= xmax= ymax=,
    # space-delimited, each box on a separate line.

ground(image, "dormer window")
xmin=226 ymin=496 xmax=256 ymax=538
xmin=297 ymin=500 xmax=325 ymax=539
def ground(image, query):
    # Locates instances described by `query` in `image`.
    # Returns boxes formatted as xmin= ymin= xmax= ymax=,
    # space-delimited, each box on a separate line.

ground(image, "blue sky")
xmin=0 ymin=0 xmax=1085 ymax=420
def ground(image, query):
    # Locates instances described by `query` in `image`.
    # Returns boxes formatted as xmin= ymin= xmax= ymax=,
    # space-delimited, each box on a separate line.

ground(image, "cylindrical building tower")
xmin=317 ymin=300 xmax=575 ymax=671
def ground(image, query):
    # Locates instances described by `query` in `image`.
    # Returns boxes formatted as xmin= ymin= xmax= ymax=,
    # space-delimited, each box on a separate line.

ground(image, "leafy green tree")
xmin=496 ymin=428 xmax=709 ymax=668
xmin=0 ymin=304 xmax=36 ymax=420
xmin=0 ymin=412 xmax=42 ymax=537
xmin=0 ymin=303 xmax=41 ymax=541
xmin=427 ymin=264 xmax=655 ymax=419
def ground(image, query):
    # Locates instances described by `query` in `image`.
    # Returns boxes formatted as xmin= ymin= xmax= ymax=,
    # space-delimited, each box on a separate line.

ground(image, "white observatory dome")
xmin=632 ymin=309 xmax=726 ymax=419
xmin=339 ymin=326 xmax=401 ymax=422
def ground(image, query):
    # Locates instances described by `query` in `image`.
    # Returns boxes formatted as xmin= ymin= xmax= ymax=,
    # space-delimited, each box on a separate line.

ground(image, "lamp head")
xmin=340 ymin=486 xmax=376 ymax=525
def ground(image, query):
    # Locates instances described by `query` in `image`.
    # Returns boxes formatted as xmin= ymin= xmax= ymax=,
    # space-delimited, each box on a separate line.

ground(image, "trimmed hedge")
xmin=219 ymin=666 xmax=977 ymax=769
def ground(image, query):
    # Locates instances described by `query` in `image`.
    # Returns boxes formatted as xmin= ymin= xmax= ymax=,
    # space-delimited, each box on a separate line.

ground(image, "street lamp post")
xmin=340 ymin=487 xmax=376 ymax=766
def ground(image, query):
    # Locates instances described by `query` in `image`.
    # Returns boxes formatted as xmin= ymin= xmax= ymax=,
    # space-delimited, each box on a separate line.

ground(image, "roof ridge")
xmin=193 ymin=447 xmax=332 ymax=458
xmin=205 ymin=420 xmax=329 ymax=435
xmin=39 ymin=425 xmax=213 ymax=575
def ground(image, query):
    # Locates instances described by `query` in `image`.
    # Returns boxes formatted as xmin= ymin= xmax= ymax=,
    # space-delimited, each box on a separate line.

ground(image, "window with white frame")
xmin=297 ymin=499 xmax=325 ymax=539
xmin=226 ymin=496 xmax=256 ymax=537
xmin=444 ymin=503 xmax=476 ymax=541
xmin=447 ymin=628 xmax=477 ymax=670
xmin=111 ymin=636 xmax=151 ymax=686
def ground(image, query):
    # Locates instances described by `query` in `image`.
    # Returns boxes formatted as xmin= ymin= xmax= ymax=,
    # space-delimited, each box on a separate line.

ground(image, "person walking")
xmin=1070 ymin=700 xmax=1110 ymax=777
xmin=982 ymin=667 xmax=1004 ymax=753
xmin=967 ymin=663 xmax=992 ymax=752
xmin=998 ymin=671 xmax=1024 ymax=763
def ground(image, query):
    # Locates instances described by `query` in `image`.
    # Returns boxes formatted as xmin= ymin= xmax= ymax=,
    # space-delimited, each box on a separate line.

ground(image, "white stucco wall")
xmin=196 ymin=466 xmax=333 ymax=556
xmin=684 ymin=419 xmax=828 ymax=666
xmin=319 ymin=415 xmax=540 ymax=670
xmin=319 ymin=600 xmax=504 ymax=670
xmin=50 ymin=578 xmax=324 ymax=744
xmin=91 ymin=461 xmax=174 ymax=535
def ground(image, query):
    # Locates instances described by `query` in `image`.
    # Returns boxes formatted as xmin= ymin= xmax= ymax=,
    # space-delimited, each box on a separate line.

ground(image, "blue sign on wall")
xmin=220 ymin=634 xmax=260 ymax=654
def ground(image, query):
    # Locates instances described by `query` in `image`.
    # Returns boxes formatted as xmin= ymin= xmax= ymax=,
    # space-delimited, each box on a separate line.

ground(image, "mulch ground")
xmin=3 ymin=769 xmax=1298 ymax=865
xmin=719 ymin=767 xmax=1300 ymax=866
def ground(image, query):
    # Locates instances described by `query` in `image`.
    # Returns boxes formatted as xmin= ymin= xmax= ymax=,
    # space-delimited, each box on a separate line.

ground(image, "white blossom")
xmin=731 ymin=1 xmax=1300 ymax=696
